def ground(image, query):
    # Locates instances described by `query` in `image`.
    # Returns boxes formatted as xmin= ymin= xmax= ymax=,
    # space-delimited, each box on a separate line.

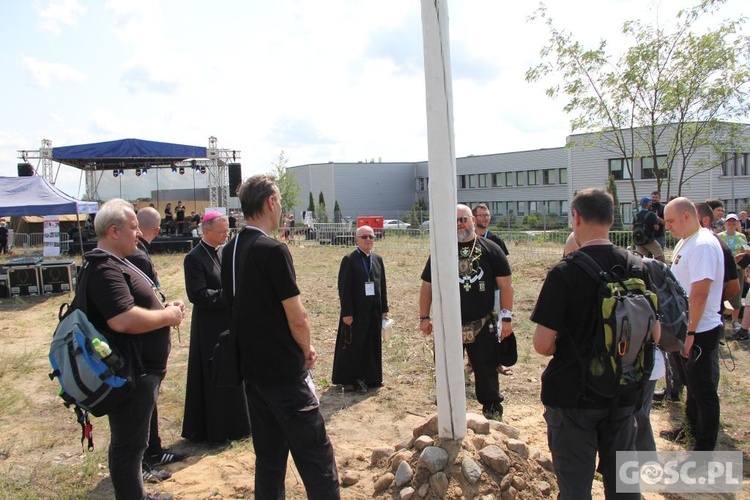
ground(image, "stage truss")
xmin=17 ymin=136 xmax=240 ymax=207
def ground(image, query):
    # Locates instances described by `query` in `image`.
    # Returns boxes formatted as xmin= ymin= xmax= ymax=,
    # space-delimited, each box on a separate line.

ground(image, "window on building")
xmin=492 ymin=173 xmax=503 ymax=187
xmin=492 ymin=201 xmax=505 ymax=215
xmin=478 ymin=174 xmax=488 ymax=188
xmin=543 ymin=169 xmax=555 ymax=185
xmin=516 ymin=171 xmax=526 ymax=186
xmin=458 ymin=175 xmax=467 ymax=189
xmin=641 ymin=155 xmax=668 ymax=180
xmin=528 ymin=170 xmax=538 ymax=185
xmin=561 ymin=200 xmax=569 ymax=215
xmin=517 ymin=201 xmax=527 ymax=216
xmin=546 ymin=200 xmax=558 ymax=215
xmin=529 ymin=201 xmax=538 ymax=213
xmin=559 ymin=168 xmax=568 ymax=183
xmin=468 ymin=175 xmax=476 ymax=188
xmin=416 ymin=177 xmax=427 ymax=191
xmin=609 ymin=159 xmax=633 ymax=180
xmin=620 ymin=203 xmax=633 ymax=224
xmin=505 ymin=172 xmax=514 ymax=186
xmin=507 ymin=202 xmax=516 ymax=216
xmin=726 ymin=152 xmax=750 ymax=176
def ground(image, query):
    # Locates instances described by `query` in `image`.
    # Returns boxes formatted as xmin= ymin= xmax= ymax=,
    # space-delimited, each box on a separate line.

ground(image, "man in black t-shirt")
xmin=223 ymin=175 xmax=339 ymax=499
xmin=531 ymin=188 xmax=656 ymax=499
xmin=419 ymin=204 xmax=514 ymax=420
xmin=650 ymin=190 xmax=666 ymax=248
xmin=0 ymin=219 xmax=8 ymax=254
xmin=85 ymin=199 xmax=184 ymax=500
xmin=472 ymin=203 xmax=509 ymax=256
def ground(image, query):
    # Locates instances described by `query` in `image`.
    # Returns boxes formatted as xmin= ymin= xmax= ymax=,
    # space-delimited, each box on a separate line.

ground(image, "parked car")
xmin=383 ymin=219 xmax=411 ymax=230
xmin=420 ymin=220 xmax=431 ymax=228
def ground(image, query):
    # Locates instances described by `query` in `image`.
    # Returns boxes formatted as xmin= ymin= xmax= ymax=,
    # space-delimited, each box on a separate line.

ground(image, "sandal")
xmin=497 ymin=365 xmax=514 ymax=376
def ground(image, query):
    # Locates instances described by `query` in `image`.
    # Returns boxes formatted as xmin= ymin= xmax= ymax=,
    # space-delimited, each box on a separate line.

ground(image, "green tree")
xmin=317 ymin=191 xmax=329 ymax=223
xmin=606 ymin=174 xmax=624 ymax=230
xmin=307 ymin=192 xmax=315 ymax=213
xmin=333 ymin=200 xmax=342 ymax=223
xmin=270 ymin=150 xmax=300 ymax=216
xmin=527 ymin=0 xmax=750 ymax=200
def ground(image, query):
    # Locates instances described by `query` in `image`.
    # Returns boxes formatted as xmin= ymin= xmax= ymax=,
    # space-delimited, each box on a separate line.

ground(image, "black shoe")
xmin=142 ymin=464 xmax=172 ymax=483
xmin=147 ymin=448 xmax=187 ymax=466
xmin=731 ymin=330 xmax=749 ymax=341
xmin=652 ymin=389 xmax=666 ymax=402
xmin=482 ymin=403 xmax=504 ymax=421
xmin=146 ymin=494 xmax=173 ymax=500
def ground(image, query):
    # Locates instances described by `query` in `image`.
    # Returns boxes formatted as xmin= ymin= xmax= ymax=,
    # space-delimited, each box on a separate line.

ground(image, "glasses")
xmin=457 ymin=216 xmax=470 ymax=224
xmin=359 ymin=235 xmax=375 ymax=240
xmin=475 ymin=213 xmax=491 ymax=218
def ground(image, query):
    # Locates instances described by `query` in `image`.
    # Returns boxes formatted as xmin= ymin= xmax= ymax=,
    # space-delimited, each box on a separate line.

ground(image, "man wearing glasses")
xmin=419 ymin=205 xmax=514 ymax=420
xmin=472 ymin=203 xmax=509 ymax=256
xmin=332 ymin=225 xmax=389 ymax=392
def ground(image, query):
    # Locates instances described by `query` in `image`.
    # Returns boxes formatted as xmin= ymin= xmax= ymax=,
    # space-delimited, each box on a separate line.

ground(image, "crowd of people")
xmin=73 ymin=179 xmax=746 ymax=500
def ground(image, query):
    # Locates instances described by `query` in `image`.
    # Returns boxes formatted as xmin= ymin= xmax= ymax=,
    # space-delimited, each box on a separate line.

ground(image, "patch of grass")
xmin=0 ymin=351 xmax=38 ymax=378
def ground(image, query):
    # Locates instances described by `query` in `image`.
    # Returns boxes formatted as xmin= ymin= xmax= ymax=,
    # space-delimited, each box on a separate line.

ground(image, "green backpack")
xmin=566 ymin=250 xmax=658 ymax=400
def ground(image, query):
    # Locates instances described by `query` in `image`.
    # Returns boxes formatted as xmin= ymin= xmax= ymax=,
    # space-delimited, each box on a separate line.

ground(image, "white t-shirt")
xmin=670 ymin=227 xmax=724 ymax=332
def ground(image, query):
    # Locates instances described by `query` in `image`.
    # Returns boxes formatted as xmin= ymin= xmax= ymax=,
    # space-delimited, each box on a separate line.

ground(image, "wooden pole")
xmin=420 ymin=0 xmax=466 ymax=440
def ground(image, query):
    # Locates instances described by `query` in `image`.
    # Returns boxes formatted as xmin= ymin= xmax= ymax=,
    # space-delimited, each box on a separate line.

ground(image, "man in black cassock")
xmin=332 ymin=225 xmax=389 ymax=391
xmin=181 ymin=212 xmax=251 ymax=443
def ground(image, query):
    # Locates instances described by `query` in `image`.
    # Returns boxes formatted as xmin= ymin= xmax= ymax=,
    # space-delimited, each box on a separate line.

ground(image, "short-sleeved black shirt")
xmin=421 ymin=237 xmax=511 ymax=323
xmin=84 ymin=251 xmax=170 ymax=375
xmin=530 ymin=245 xmax=640 ymax=408
xmin=651 ymin=201 xmax=665 ymax=238
xmin=482 ymin=230 xmax=510 ymax=256
xmin=223 ymin=230 xmax=306 ymax=386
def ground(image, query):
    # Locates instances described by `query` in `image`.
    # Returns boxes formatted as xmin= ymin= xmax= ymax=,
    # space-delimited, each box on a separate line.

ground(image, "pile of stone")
xmin=341 ymin=413 xmax=558 ymax=499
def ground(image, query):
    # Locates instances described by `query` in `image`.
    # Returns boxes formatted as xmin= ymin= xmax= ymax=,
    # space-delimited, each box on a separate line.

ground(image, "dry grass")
xmin=0 ymin=238 xmax=748 ymax=498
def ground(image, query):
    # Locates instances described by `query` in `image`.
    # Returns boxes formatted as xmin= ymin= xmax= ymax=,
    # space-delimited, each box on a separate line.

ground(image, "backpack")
xmin=642 ymin=258 xmax=689 ymax=353
xmin=48 ymin=257 xmax=134 ymax=450
xmin=633 ymin=210 xmax=655 ymax=246
xmin=565 ymin=250 xmax=658 ymax=400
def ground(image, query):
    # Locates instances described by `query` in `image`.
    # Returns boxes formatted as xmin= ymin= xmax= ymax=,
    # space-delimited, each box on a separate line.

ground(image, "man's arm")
xmin=533 ymin=324 xmax=557 ymax=356
xmin=107 ymin=304 xmax=183 ymax=334
xmin=419 ymin=281 xmax=433 ymax=335
xmin=495 ymin=275 xmax=514 ymax=339
xmin=683 ymin=278 xmax=712 ymax=356
xmin=282 ymin=294 xmax=316 ymax=368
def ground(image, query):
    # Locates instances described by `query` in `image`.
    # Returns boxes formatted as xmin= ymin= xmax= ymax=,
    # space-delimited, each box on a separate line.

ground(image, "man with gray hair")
xmin=85 ymin=199 xmax=184 ymax=500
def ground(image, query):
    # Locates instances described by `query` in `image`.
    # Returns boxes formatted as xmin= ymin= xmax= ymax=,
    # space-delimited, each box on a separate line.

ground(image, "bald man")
xmin=663 ymin=197 xmax=724 ymax=451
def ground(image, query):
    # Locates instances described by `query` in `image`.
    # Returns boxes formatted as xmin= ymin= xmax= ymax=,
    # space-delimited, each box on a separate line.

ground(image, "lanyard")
xmin=357 ymin=249 xmax=372 ymax=279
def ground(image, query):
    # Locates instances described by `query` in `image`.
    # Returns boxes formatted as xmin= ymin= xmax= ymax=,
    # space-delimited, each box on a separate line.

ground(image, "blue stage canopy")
xmin=52 ymin=138 xmax=207 ymax=170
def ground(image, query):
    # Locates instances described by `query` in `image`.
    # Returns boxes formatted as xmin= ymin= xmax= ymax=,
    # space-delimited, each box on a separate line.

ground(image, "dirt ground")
xmin=0 ymin=239 xmax=748 ymax=499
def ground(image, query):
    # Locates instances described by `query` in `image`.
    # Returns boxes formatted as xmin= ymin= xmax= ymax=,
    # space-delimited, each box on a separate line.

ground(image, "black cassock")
xmin=332 ymin=249 xmax=388 ymax=387
xmin=181 ymin=241 xmax=251 ymax=442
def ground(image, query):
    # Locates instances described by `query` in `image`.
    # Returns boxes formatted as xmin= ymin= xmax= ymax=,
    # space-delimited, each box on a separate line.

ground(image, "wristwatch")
xmin=687 ymin=330 xmax=695 ymax=336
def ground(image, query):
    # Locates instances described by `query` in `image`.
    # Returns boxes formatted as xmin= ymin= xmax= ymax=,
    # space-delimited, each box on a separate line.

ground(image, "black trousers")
xmin=245 ymin=378 xmax=339 ymax=500
xmin=464 ymin=322 xmax=503 ymax=406
xmin=683 ymin=325 xmax=722 ymax=451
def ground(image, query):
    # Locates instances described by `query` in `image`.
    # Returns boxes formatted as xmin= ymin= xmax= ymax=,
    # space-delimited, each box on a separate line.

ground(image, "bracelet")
xmin=500 ymin=309 xmax=513 ymax=320
xmin=420 ymin=316 xmax=431 ymax=321
xmin=501 ymin=317 xmax=512 ymax=323
xmin=687 ymin=330 xmax=695 ymax=336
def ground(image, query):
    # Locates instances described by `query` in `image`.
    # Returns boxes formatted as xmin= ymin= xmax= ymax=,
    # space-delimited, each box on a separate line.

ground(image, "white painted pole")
xmin=420 ymin=0 xmax=466 ymax=440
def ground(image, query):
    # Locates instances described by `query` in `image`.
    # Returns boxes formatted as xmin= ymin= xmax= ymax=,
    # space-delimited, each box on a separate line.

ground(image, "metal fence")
xmin=10 ymin=233 xmax=71 ymax=253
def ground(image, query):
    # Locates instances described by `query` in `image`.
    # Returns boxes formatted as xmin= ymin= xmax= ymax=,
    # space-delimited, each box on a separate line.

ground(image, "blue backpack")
xmin=48 ymin=259 xmax=134 ymax=450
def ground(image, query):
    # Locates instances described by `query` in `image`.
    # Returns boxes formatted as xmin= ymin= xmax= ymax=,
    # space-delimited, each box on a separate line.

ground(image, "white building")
xmin=288 ymin=123 xmax=750 ymax=224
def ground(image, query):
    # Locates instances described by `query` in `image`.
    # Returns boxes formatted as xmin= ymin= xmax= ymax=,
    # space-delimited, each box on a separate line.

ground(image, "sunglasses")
xmin=359 ymin=235 xmax=375 ymax=240
xmin=457 ymin=216 xmax=470 ymax=223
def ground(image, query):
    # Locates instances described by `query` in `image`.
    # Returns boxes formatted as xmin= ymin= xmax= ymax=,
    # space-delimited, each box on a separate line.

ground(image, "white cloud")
xmin=21 ymin=56 xmax=87 ymax=88
xmin=37 ymin=0 xmax=86 ymax=34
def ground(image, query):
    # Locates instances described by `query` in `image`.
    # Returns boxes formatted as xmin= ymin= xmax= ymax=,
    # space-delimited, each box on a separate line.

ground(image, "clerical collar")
xmin=200 ymin=239 xmax=219 ymax=252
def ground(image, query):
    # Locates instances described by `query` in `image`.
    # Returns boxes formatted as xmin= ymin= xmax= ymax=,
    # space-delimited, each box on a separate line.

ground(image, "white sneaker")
xmin=733 ymin=321 xmax=741 ymax=332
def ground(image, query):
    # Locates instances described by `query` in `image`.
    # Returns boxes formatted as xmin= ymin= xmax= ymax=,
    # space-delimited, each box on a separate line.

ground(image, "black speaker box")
xmin=40 ymin=261 xmax=76 ymax=294
xmin=17 ymin=163 xmax=34 ymax=176
xmin=228 ymin=163 xmax=242 ymax=197
xmin=0 ymin=275 xmax=8 ymax=298
xmin=8 ymin=266 xmax=40 ymax=296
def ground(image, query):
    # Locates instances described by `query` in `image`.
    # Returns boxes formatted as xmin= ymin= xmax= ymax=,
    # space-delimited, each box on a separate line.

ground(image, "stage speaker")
xmin=228 ymin=163 xmax=242 ymax=197
xmin=40 ymin=261 xmax=76 ymax=294
xmin=17 ymin=163 xmax=34 ymax=176
xmin=8 ymin=266 xmax=40 ymax=296
xmin=0 ymin=275 xmax=8 ymax=299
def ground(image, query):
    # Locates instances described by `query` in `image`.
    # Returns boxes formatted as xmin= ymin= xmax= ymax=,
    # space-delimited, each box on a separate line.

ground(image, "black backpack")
xmin=642 ymin=258 xmax=689 ymax=353
xmin=633 ymin=210 xmax=655 ymax=246
xmin=565 ymin=250 xmax=658 ymax=401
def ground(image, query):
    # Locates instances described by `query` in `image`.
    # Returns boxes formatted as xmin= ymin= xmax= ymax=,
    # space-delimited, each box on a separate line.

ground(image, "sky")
xmin=0 ymin=0 xmax=745 ymax=201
